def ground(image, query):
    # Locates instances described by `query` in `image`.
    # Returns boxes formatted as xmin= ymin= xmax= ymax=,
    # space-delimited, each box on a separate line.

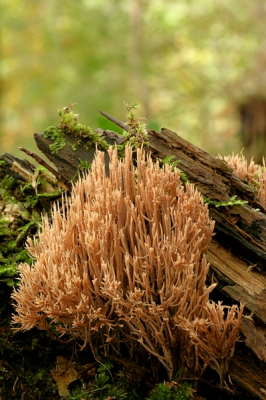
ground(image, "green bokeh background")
xmin=1 ymin=0 xmax=266 ymax=161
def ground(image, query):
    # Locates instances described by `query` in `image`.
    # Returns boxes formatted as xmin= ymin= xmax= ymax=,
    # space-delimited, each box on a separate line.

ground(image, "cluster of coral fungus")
xmin=219 ymin=152 xmax=266 ymax=207
xmin=12 ymin=146 xmax=243 ymax=382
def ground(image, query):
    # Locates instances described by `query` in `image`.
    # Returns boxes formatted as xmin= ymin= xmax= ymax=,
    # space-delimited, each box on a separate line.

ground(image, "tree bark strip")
xmin=229 ymin=356 xmax=266 ymax=399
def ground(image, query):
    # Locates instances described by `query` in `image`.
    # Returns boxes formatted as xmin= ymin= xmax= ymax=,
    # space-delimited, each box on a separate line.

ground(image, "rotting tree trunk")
xmin=1 ymin=113 xmax=266 ymax=398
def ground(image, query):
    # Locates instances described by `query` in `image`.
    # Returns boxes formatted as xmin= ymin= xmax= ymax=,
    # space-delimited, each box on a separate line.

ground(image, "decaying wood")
xmin=99 ymin=110 xmax=130 ymax=132
xmin=147 ymin=127 xmax=266 ymax=253
xmin=240 ymin=318 xmax=266 ymax=362
xmin=0 ymin=153 xmax=36 ymax=183
xmin=1 ymin=112 xmax=266 ymax=397
xmin=229 ymin=356 xmax=266 ymax=399
xmin=34 ymin=130 xmax=118 ymax=182
xmin=18 ymin=147 xmax=71 ymax=191
xmin=94 ymin=128 xmax=126 ymax=144
xmin=34 ymin=132 xmax=96 ymax=183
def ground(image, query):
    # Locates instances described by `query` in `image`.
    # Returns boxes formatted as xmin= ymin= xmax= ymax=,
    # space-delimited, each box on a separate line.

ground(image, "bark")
xmin=0 ymin=153 xmax=36 ymax=183
xmin=33 ymin=131 xmax=116 ymax=184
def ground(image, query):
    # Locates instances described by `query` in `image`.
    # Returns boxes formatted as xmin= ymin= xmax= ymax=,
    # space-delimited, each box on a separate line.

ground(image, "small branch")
xmin=99 ymin=111 xmax=130 ymax=132
xmin=18 ymin=147 xmax=59 ymax=177
xmin=18 ymin=147 xmax=71 ymax=191
xmin=12 ymin=376 xmax=18 ymax=392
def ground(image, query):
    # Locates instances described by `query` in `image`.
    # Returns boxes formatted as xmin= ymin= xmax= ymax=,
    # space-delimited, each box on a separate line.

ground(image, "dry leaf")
xmin=51 ymin=356 xmax=78 ymax=397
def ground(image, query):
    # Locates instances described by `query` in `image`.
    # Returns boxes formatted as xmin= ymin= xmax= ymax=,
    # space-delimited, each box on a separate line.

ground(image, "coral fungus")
xmin=12 ymin=146 xmax=243 ymax=381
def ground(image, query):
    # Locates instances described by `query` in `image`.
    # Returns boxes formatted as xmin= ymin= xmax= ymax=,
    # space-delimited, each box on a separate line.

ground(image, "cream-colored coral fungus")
xmin=219 ymin=152 xmax=266 ymax=208
xmin=12 ymin=146 xmax=243 ymax=381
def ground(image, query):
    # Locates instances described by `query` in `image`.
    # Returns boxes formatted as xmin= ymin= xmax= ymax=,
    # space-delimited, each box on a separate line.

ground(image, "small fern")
xmin=162 ymin=155 xmax=180 ymax=167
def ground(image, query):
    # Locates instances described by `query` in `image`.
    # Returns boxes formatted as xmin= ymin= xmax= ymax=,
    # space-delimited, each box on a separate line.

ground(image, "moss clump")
xmin=161 ymin=155 xmax=188 ymax=184
xmin=44 ymin=104 xmax=109 ymax=154
xmin=43 ymin=126 xmax=67 ymax=154
xmin=117 ymin=101 xmax=150 ymax=158
xmin=203 ymin=195 xmax=248 ymax=208
xmin=70 ymin=158 xmax=91 ymax=182
xmin=44 ymin=102 xmax=150 ymax=159
xmin=0 ymin=218 xmax=33 ymax=286
xmin=146 ymin=381 xmax=194 ymax=400
xmin=0 ymin=164 xmax=62 ymax=286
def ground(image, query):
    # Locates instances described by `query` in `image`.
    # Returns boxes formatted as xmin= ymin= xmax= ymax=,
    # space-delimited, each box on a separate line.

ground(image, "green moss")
xmin=44 ymin=104 xmax=109 ymax=154
xmin=0 ymin=164 xmax=63 ymax=285
xmin=43 ymin=126 xmax=67 ymax=154
xmin=146 ymin=381 xmax=194 ymax=400
xmin=0 ymin=176 xmax=17 ymax=203
xmin=70 ymin=158 xmax=91 ymax=182
xmin=66 ymin=359 xmax=194 ymax=400
xmin=18 ymin=179 xmax=62 ymax=209
xmin=161 ymin=155 xmax=188 ymax=184
xmin=117 ymin=102 xmax=149 ymax=158
xmin=67 ymin=358 xmax=146 ymax=400
xmin=0 ymin=217 xmax=34 ymax=285
xmin=44 ymin=102 xmax=151 ymax=159
xmin=203 ymin=195 xmax=248 ymax=208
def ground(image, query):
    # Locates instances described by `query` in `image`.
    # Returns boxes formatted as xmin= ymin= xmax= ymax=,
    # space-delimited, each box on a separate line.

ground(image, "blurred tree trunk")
xmin=239 ymin=97 xmax=266 ymax=163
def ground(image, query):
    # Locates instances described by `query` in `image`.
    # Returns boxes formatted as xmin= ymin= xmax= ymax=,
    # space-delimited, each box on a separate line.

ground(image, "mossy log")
xmin=33 ymin=130 xmax=117 ymax=184
xmin=1 ymin=113 xmax=266 ymax=398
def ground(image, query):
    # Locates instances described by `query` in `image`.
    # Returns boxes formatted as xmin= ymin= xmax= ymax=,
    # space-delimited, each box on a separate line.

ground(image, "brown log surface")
xmin=229 ymin=356 xmax=266 ymax=399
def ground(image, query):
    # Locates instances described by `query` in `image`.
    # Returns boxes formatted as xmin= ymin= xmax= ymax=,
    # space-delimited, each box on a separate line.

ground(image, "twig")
xmin=18 ymin=147 xmax=71 ymax=191
xmin=99 ymin=111 xmax=130 ymax=132
xmin=13 ymin=376 xmax=18 ymax=392
xmin=18 ymin=147 xmax=58 ymax=176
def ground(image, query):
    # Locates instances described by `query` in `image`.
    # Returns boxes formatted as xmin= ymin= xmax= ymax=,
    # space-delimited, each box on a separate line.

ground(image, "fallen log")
xmin=1 ymin=112 xmax=266 ymax=398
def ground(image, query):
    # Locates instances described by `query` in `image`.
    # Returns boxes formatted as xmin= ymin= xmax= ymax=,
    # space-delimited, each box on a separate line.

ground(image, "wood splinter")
xmin=18 ymin=147 xmax=71 ymax=191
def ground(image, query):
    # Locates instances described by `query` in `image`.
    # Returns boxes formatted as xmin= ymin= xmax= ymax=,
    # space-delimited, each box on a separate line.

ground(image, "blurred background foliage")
xmin=1 ymin=0 xmax=266 ymax=162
